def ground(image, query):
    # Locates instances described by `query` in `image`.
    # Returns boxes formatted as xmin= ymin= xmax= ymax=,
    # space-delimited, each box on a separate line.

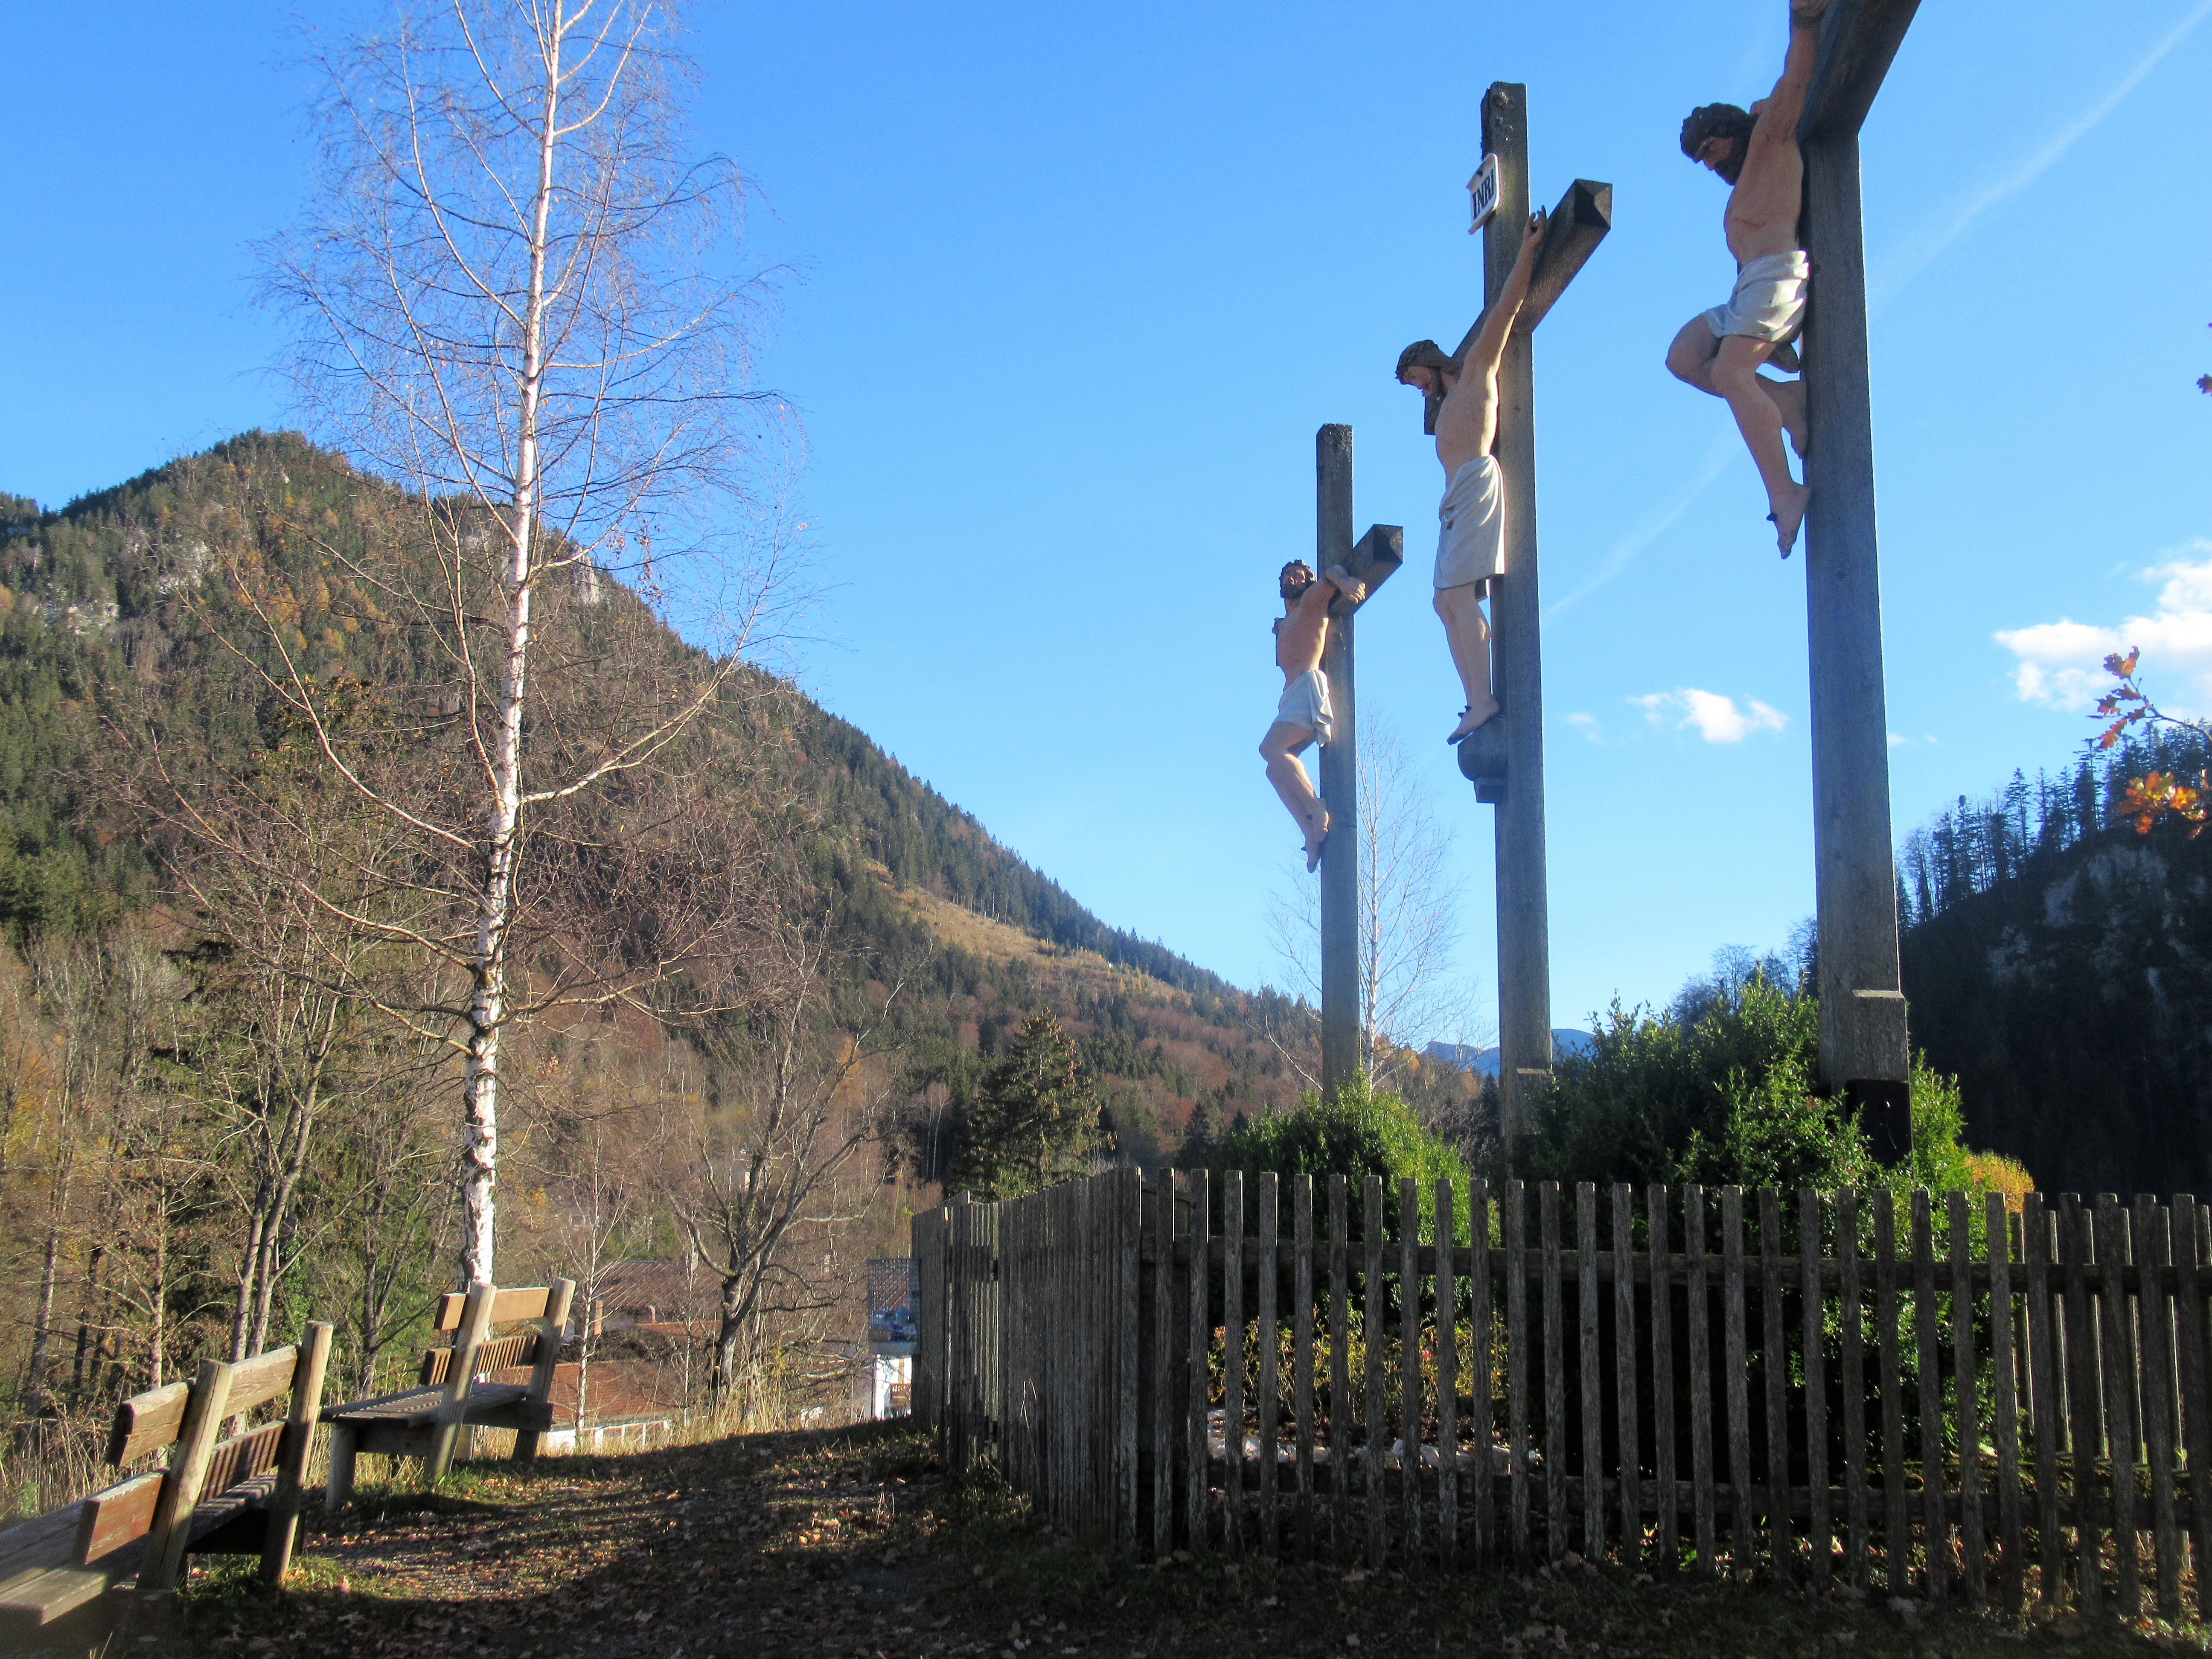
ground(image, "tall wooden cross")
xmin=1313 ymin=425 xmax=1403 ymax=1097
xmin=1413 ymin=83 xmax=1612 ymax=1160
xmin=1794 ymin=0 xmax=1921 ymax=1161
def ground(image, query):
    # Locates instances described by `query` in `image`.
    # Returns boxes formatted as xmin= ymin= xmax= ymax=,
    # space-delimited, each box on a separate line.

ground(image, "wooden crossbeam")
xmin=1798 ymin=0 xmax=1923 ymax=143
xmin=1330 ymin=524 xmax=1404 ymax=616
xmin=1423 ymin=178 xmax=1614 ymax=435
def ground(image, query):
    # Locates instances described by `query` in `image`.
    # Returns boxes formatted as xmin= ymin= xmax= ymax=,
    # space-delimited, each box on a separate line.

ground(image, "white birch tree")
xmin=253 ymin=0 xmax=783 ymax=1284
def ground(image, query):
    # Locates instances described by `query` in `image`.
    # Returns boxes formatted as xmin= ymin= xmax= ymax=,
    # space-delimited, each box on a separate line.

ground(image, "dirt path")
xmin=164 ymin=1424 xmax=2201 ymax=1659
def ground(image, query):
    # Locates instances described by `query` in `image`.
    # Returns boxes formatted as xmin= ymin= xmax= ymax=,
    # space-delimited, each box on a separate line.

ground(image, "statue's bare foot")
xmin=1304 ymin=809 xmax=1331 ymax=873
xmin=1766 ymin=375 xmax=1809 ymax=459
xmin=1769 ymin=483 xmax=1811 ymax=558
xmin=1447 ymin=699 xmax=1501 ymax=744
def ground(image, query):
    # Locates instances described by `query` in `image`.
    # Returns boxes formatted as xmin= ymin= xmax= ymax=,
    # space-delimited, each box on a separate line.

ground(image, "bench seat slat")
xmin=186 ymin=1472 xmax=281 ymax=1556
xmin=326 ymin=1382 xmax=530 ymax=1429
xmin=0 ymin=1505 xmax=89 ymax=1580
xmin=0 ymin=1563 xmax=116 ymax=1630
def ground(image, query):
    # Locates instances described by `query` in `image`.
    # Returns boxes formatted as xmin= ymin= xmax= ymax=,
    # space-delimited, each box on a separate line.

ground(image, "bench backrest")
xmin=417 ymin=1279 xmax=576 ymax=1397
xmin=416 ymin=1279 xmax=575 ymax=1476
xmin=99 ymin=1323 xmax=333 ymax=1588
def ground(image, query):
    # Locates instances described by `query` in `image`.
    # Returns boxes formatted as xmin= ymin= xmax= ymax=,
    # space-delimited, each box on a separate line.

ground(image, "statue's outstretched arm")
xmin=1463 ymin=211 xmax=1547 ymax=381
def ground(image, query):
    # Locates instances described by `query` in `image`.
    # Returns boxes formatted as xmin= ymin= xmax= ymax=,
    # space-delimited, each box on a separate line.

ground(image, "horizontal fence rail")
xmin=913 ymin=1172 xmax=2212 ymax=1617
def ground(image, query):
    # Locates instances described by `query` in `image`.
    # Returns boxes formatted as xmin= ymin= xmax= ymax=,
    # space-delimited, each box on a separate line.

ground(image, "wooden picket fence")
xmin=912 ymin=1168 xmax=2212 ymax=1619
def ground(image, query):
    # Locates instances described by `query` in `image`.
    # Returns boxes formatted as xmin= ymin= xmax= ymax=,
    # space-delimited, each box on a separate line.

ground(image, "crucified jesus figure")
xmin=1665 ymin=0 xmax=1828 ymax=557
xmin=1260 ymin=559 xmax=1365 ymax=872
xmin=1394 ymin=208 xmax=1546 ymax=744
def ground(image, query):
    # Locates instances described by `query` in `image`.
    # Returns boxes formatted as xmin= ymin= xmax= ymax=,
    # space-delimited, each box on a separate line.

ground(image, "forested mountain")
xmin=0 ymin=434 xmax=1324 ymax=1155
xmin=1897 ymin=736 xmax=2212 ymax=1200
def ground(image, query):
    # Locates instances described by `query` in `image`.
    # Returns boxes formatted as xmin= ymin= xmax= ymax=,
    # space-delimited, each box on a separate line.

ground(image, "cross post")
xmin=1314 ymin=423 xmax=1404 ymax=1097
xmin=1417 ymin=83 xmax=1611 ymax=1162
xmin=1796 ymin=0 xmax=1920 ymax=1161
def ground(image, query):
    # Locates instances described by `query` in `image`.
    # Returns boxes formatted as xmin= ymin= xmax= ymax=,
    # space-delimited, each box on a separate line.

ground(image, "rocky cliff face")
xmin=1902 ymin=824 xmax=2212 ymax=1199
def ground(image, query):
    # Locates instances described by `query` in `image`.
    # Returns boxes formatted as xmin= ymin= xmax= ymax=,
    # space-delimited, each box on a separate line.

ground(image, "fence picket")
xmin=1400 ymin=1176 xmax=1423 ymax=1572
xmin=2172 ymin=1195 xmax=2212 ymax=1618
xmin=1648 ymin=1183 xmax=1677 ymax=1574
xmin=1759 ymin=1187 xmax=1790 ymax=1583
xmin=1330 ymin=1174 xmax=1350 ymax=1565
xmin=1912 ymin=1191 xmax=1946 ymax=1606
xmin=2133 ymin=1194 xmax=2180 ymax=1620
xmin=1258 ymin=1173 xmax=1281 ymax=1559
xmin=1578 ymin=1183 xmax=1604 ymax=1560
xmin=1686 ymin=1184 xmax=1716 ymax=1581
xmin=1506 ymin=1180 xmax=1531 ymax=1569
xmin=1365 ymin=1176 xmax=1388 ymax=1571
xmin=1294 ymin=1173 xmax=1316 ymax=1563
xmin=1948 ymin=1193 xmax=1985 ymax=1609
xmin=1987 ymin=1192 xmax=2023 ymax=1615
xmin=1839 ymin=1189 xmax=1868 ymax=1591
xmin=2096 ymin=1196 xmax=2140 ymax=1618
xmin=1800 ymin=1188 xmax=1829 ymax=1591
xmin=1153 ymin=1174 xmax=1175 ymax=1558
xmin=1188 ymin=1170 xmax=1211 ymax=1556
xmin=1437 ymin=1177 xmax=1459 ymax=1574
xmin=1875 ymin=1197 xmax=1908 ymax=1595
xmin=2023 ymin=1193 xmax=2061 ymax=1604
xmin=1222 ymin=1172 xmax=1244 ymax=1559
xmin=1471 ymin=1177 xmax=1495 ymax=1566
xmin=1542 ymin=1182 xmax=1566 ymax=1563
xmin=1613 ymin=1185 xmax=1642 ymax=1572
xmin=2059 ymin=1194 xmax=2100 ymax=1609
xmin=1722 ymin=1187 xmax=1752 ymax=1579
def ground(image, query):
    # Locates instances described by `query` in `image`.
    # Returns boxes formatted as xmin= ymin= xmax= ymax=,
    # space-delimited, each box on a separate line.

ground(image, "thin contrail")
xmin=1871 ymin=0 xmax=2212 ymax=311
xmin=1547 ymin=422 xmax=1740 ymax=620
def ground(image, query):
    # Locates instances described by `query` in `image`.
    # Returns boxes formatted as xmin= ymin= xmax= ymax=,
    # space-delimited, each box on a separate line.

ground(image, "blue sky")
xmin=6 ymin=1 xmax=2210 ymax=1042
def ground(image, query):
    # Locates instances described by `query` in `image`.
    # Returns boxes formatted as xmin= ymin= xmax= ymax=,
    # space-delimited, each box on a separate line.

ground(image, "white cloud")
xmin=1889 ymin=733 xmax=1909 ymax=748
xmin=1563 ymin=711 xmax=1604 ymax=744
xmin=1630 ymin=688 xmax=1789 ymax=744
xmin=1995 ymin=542 xmax=2212 ymax=712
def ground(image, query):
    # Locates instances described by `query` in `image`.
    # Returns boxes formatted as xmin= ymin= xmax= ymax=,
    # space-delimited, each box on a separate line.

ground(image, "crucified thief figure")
xmin=1666 ymin=0 xmax=1828 ymax=557
xmin=1394 ymin=208 xmax=1546 ymax=744
xmin=1260 ymin=559 xmax=1365 ymax=872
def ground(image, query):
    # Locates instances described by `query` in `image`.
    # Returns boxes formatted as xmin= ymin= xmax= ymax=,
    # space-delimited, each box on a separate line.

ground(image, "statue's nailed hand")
xmin=1522 ymin=209 xmax=1547 ymax=252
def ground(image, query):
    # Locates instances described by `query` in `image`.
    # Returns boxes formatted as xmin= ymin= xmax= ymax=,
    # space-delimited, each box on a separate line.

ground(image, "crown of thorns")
xmin=1279 ymin=560 xmax=1316 ymax=586
xmin=1680 ymin=102 xmax=1755 ymax=160
xmin=1395 ymin=340 xmax=1454 ymax=384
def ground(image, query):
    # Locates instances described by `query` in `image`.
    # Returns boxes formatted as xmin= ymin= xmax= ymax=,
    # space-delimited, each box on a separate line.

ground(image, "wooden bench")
xmin=0 ymin=1323 xmax=332 ymax=1640
xmin=323 ymin=1278 xmax=576 ymax=1509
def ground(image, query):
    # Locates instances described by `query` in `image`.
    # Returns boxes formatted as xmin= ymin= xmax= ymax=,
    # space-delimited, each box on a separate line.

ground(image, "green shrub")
xmin=1197 ymin=1074 xmax=1469 ymax=1238
xmin=1523 ymin=975 xmax=1996 ymax=1197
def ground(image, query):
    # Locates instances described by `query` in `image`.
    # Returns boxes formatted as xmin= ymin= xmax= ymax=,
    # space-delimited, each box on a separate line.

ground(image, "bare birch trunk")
xmin=457 ymin=44 xmax=560 ymax=1292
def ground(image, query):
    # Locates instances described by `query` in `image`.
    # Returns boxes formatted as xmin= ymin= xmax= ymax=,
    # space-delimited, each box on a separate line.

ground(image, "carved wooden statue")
xmin=1395 ymin=210 xmax=1546 ymax=747
xmin=1261 ymin=560 xmax=1365 ymax=872
xmin=1664 ymin=0 xmax=1830 ymax=557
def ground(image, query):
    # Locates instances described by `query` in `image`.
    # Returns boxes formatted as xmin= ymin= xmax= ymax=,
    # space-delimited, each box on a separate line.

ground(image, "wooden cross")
xmin=1411 ymin=83 xmax=1611 ymax=1159
xmin=1794 ymin=0 xmax=1921 ymax=1161
xmin=1313 ymin=423 xmax=1403 ymax=1097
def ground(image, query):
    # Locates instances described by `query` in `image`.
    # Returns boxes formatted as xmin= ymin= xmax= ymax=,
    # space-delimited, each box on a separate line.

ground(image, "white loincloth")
xmin=1703 ymin=248 xmax=1810 ymax=343
xmin=1435 ymin=453 xmax=1505 ymax=590
xmin=1272 ymin=668 xmax=1333 ymax=747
